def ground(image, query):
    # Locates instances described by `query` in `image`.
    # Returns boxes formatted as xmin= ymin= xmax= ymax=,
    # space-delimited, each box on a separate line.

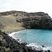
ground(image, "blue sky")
xmin=0 ymin=0 xmax=52 ymax=17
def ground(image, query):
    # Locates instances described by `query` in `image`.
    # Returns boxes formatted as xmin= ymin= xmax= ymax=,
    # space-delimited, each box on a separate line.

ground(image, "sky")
xmin=0 ymin=0 xmax=52 ymax=17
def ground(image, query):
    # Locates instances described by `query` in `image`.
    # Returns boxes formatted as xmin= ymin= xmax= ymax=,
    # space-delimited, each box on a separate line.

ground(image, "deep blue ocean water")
xmin=12 ymin=29 xmax=52 ymax=47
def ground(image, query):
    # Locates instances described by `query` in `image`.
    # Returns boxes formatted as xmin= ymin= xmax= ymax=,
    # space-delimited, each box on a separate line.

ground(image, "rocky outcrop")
xmin=16 ymin=11 xmax=52 ymax=29
xmin=0 ymin=30 xmax=28 ymax=52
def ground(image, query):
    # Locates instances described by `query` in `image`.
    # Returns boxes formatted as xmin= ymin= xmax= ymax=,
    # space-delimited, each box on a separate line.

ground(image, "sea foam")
xmin=26 ymin=43 xmax=52 ymax=51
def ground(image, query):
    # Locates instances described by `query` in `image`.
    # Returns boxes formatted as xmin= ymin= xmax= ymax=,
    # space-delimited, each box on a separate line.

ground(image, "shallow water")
xmin=12 ymin=29 xmax=52 ymax=47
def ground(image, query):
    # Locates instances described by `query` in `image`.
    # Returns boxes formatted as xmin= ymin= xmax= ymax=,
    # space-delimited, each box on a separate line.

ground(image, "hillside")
xmin=0 ymin=11 xmax=52 ymax=33
xmin=0 ymin=11 xmax=25 ymax=33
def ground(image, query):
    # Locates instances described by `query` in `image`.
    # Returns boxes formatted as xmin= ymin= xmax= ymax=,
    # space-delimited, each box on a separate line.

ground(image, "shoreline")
xmin=8 ymin=29 xmax=52 ymax=51
xmin=7 ymin=28 xmax=25 ymax=34
xmin=26 ymin=43 xmax=52 ymax=51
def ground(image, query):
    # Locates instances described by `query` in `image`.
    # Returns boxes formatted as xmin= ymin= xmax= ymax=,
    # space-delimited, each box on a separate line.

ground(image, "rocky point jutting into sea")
xmin=0 ymin=11 xmax=52 ymax=52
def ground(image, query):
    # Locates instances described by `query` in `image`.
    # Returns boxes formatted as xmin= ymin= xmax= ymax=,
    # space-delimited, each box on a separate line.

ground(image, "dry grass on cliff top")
xmin=0 ymin=15 xmax=24 ymax=33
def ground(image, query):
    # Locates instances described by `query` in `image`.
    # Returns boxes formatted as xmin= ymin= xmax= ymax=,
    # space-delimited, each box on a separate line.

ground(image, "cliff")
xmin=0 ymin=11 xmax=52 ymax=33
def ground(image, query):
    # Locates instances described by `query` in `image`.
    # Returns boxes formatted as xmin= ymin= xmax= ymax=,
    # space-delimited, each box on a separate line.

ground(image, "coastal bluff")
xmin=0 ymin=11 xmax=51 ymax=52
xmin=0 ymin=11 xmax=52 ymax=33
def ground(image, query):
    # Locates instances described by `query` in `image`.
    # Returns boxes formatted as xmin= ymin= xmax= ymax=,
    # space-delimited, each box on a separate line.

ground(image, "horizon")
xmin=0 ymin=0 xmax=52 ymax=17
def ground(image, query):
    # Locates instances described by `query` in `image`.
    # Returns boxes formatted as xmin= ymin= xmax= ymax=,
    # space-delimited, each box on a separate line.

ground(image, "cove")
xmin=12 ymin=29 xmax=52 ymax=47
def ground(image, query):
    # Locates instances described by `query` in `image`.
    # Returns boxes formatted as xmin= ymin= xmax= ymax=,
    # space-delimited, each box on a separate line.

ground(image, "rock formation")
xmin=15 ymin=11 xmax=52 ymax=29
xmin=0 ymin=11 xmax=52 ymax=33
xmin=0 ymin=11 xmax=52 ymax=32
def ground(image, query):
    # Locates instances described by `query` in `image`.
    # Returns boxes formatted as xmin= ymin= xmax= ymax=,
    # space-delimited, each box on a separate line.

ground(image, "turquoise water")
xmin=13 ymin=29 xmax=52 ymax=47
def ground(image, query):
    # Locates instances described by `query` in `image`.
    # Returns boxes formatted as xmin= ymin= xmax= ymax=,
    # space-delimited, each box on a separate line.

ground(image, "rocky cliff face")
xmin=7 ymin=11 xmax=52 ymax=29
xmin=0 ymin=11 xmax=52 ymax=33
xmin=21 ymin=12 xmax=52 ymax=29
